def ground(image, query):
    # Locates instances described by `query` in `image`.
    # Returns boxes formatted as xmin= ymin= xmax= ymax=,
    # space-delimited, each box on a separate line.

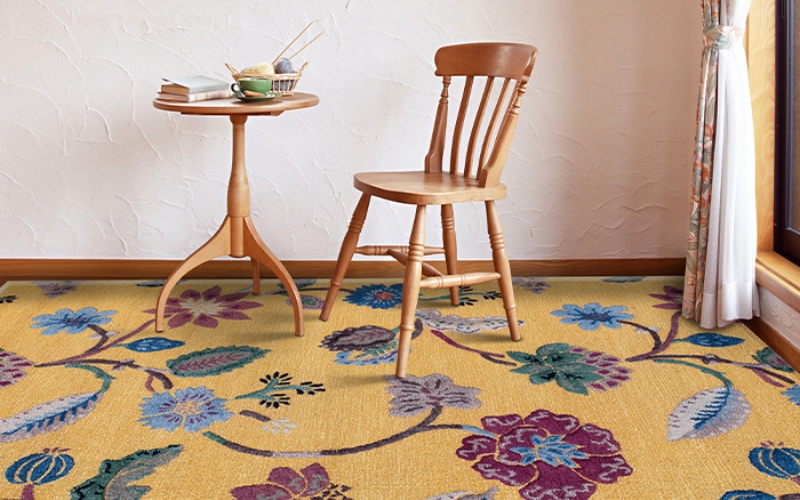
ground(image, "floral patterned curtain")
xmin=682 ymin=0 xmax=759 ymax=329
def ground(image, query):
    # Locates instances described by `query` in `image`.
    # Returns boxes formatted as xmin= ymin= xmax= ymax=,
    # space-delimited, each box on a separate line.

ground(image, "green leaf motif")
xmin=509 ymin=343 xmax=627 ymax=396
xmin=70 ymin=445 xmax=183 ymax=500
xmin=167 ymin=346 xmax=268 ymax=377
xmin=543 ymin=352 xmax=583 ymax=366
xmin=536 ymin=343 xmax=571 ymax=357
xmin=507 ymin=351 xmax=543 ymax=365
xmin=557 ymin=377 xmax=590 ymax=396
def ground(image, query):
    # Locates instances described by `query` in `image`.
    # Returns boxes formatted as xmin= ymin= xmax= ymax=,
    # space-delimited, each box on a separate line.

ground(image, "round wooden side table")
xmin=152 ymin=92 xmax=320 ymax=337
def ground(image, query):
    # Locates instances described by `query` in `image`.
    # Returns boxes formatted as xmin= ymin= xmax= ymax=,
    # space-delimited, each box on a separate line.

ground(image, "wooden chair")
xmin=320 ymin=42 xmax=538 ymax=378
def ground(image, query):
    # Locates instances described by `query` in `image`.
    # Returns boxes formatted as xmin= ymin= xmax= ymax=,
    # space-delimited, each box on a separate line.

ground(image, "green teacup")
xmin=231 ymin=77 xmax=273 ymax=95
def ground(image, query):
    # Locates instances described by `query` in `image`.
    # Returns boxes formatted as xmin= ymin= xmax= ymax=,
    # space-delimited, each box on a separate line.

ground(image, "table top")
xmin=153 ymin=91 xmax=319 ymax=116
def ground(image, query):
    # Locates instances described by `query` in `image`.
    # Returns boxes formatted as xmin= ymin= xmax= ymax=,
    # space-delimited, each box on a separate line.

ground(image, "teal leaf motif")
xmin=667 ymin=386 xmax=751 ymax=441
xmin=0 ymin=391 xmax=104 ymax=443
xmin=0 ymin=365 xmax=111 ymax=443
xmin=122 ymin=337 xmax=185 ymax=352
xmin=70 ymin=445 xmax=183 ymax=500
xmin=167 ymin=346 xmax=268 ymax=377
xmin=679 ymin=333 xmax=744 ymax=348
xmin=719 ymin=492 xmax=777 ymax=500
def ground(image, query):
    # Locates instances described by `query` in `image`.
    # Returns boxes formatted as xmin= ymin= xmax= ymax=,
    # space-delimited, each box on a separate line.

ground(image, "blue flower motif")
xmin=139 ymin=387 xmax=232 ymax=433
xmin=345 ymin=283 xmax=403 ymax=309
xmin=510 ymin=434 xmax=588 ymax=468
xmin=551 ymin=303 xmax=634 ymax=330
xmin=784 ymin=385 xmax=800 ymax=406
xmin=30 ymin=308 xmax=116 ymax=336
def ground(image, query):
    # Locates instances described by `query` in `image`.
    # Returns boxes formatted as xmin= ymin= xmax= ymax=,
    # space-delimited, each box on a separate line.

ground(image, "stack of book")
xmin=157 ymin=75 xmax=233 ymax=102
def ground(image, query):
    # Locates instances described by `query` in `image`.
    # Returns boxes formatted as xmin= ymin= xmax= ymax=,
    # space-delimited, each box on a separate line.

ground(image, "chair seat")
xmin=353 ymin=171 xmax=507 ymax=205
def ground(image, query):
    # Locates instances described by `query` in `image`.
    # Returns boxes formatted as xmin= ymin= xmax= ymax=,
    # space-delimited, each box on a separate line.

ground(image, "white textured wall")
xmin=0 ymin=0 xmax=700 ymax=260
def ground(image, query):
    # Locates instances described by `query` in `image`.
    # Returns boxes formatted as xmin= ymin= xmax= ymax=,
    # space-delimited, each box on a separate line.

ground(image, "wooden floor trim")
xmin=0 ymin=258 xmax=686 ymax=284
xmin=743 ymin=317 xmax=800 ymax=372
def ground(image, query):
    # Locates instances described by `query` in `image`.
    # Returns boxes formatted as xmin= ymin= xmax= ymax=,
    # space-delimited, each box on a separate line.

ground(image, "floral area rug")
xmin=1 ymin=277 xmax=799 ymax=500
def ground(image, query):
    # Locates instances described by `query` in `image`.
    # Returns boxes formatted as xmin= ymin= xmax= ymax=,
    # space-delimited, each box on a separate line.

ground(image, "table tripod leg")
xmin=155 ymin=219 xmax=232 ymax=332
xmin=242 ymin=217 xmax=304 ymax=337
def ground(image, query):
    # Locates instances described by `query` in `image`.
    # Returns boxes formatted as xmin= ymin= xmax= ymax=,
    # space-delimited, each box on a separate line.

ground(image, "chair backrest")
xmin=424 ymin=42 xmax=538 ymax=187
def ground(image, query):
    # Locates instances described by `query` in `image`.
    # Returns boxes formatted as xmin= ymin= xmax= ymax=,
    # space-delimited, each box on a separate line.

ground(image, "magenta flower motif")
xmin=146 ymin=286 xmax=262 ymax=329
xmin=230 ymin=462 xmax=352 ymax=499
xmin=649 ymin=285 xmax=683 ymax=310
xmin=0 ymin=351 xmax=34 ymax=388
xmin=457 ymin=410 xmax=632 ymax=500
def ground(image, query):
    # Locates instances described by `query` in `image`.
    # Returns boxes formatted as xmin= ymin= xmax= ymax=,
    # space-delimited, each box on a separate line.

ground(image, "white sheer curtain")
xmin=682 ymin=0 xmax=760 ymax=329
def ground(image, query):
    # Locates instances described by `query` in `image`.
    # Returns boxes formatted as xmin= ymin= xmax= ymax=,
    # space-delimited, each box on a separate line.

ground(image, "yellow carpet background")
xmin=0 ymin=277 xmax=799 ymax=499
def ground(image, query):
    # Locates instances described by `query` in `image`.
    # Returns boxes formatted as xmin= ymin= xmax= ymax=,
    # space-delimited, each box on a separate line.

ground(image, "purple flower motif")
xmin=321 ymin=325 xmax=398 ymax=352
xmin=0 ymin=351 xmax=34 ymax=388
xmin=386 ymin=374 xmax=481 ymax=417
xmin=512 ymin=277 xmax=551 ymax=294
xmin=31 ymin=307 xmax=116 ymax=335
xmin=139 ymin=386 xmax=232 ymax=433
xmin=551 ymin=303 xmax=634 ymax=331
xmin=345 ymin=283 xmax=403 ymax=309
xmin=230 ymin=463 xmax=352 ymax=499
xmin=146 ymin=286 xmax=262 ymax=329
xmin=457 ymin=410 xmax=632 ymax=500
xmin=650 ymin=285 xmax=684 ymax=310
xmin=34 ymin=281 xmax=80 ymax=298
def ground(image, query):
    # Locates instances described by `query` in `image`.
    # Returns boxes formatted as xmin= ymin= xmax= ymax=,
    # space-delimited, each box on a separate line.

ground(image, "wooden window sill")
xmin=756 ymin=251 xmax=800 ymax=314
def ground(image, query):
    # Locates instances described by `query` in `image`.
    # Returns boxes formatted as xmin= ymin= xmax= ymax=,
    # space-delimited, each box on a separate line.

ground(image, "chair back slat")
xmin=478 ymin=78 xmax=511 ymax=179
xmin=426 ymin=42 xmax=537 ymax=186
xmin=464 ymin=76 xmax=495 ymax=179
xmin=449 ymin=76 xmax=473 ymax=175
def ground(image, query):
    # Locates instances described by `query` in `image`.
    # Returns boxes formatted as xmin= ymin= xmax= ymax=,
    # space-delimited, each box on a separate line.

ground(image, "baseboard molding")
xmin=0 ymin=258 xmax=686 ymax=283
xmin=743 ymin=317 xmax=800 ymax=372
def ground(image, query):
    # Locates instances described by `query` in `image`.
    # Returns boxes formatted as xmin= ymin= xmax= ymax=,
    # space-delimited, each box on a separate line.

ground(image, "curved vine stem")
xmin=430 ymin=330 xmax=516 ymax=366
xmin=204 ymin=405 xmax=464 ymax=458
xmin=625 ymin=311 xmax=682 ymax=362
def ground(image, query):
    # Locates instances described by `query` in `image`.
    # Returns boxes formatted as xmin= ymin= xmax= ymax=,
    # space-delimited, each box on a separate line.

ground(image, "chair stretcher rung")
xmin=419 ymin=272 xmax=501 ymax=290
xmin=355 ymin=245 xmax=445 ymax=256
xmin=386 ymin=249 xmax=443 ymax=278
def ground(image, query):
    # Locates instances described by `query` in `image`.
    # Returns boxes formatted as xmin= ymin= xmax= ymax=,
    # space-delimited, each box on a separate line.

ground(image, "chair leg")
xmin=396 ymin=204 xmax=427 ymax=379
xmin=441 ymin=204 xmax=459 ymax=306
xmin=320 ymin=193 xmax=371 ymax=321
xmin=485 ymin=200 xmax=520 ymax=341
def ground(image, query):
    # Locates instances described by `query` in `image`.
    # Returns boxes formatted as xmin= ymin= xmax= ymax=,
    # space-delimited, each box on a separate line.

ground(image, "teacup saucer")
xmin=233 ymin=90 xmax=282 ymax=102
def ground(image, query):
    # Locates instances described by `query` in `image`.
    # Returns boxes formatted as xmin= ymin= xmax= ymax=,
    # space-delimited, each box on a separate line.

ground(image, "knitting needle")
xmin=287 ymin=31 xmax=325 ymax=60
xmin=272 ymin=21 xmax=315 ymax=64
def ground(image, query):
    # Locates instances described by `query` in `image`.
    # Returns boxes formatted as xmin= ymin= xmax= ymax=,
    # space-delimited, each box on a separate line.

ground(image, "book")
xmin=160 ymin=75 xmax=230 ymax=94
xmin=157 ymin=89 xmax=234 ymax=102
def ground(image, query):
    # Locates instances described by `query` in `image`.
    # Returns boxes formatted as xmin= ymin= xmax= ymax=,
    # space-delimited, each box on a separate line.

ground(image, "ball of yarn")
xmin=274 ymin=57 xmax=295 ymax=74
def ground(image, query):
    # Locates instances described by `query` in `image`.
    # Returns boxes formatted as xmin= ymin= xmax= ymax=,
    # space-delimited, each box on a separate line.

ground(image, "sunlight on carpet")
xmin=0 ymin=277 xmax=799 ymax=500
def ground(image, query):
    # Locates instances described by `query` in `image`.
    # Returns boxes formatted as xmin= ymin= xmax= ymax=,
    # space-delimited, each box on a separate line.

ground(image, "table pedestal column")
xmin=154 ymin=115 xmax=304 ymax=337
